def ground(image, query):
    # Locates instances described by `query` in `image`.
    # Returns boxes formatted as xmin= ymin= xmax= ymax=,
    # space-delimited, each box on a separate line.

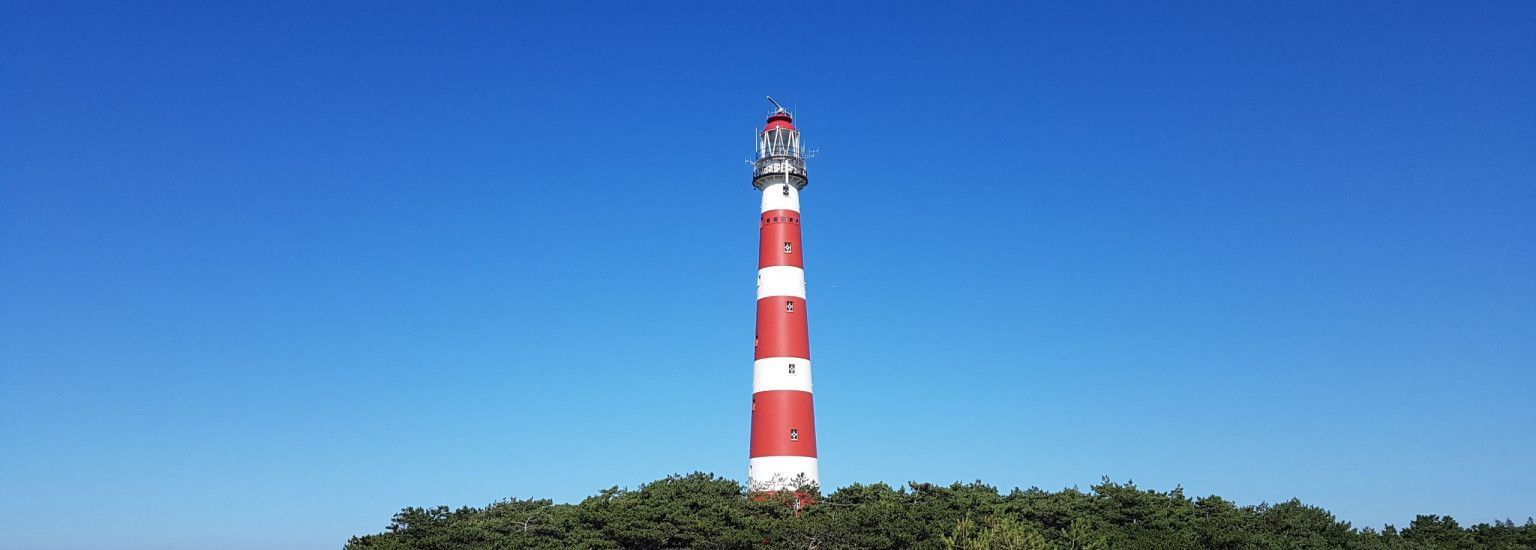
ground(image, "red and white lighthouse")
xmin=749 ymin=98 xmax=819 ymax=492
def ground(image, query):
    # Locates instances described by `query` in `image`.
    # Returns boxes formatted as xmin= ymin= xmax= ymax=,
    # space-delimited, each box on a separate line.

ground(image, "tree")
xmin=942 ymin=513 xmax=1049 ymax=550
xmin=1402 ymin=515 xmax=1477 ymax=550
xmin=346 ymin=473 xmax=1535 ymax=549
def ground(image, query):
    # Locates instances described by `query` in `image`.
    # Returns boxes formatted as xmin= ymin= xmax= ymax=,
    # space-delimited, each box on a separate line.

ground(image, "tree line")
xmin=346 ymin=472 xmax=1535 ymax=549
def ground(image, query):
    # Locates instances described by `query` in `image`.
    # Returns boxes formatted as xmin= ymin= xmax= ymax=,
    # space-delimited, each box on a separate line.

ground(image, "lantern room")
xmin=753 ymin=102 xmax=809 ymax=191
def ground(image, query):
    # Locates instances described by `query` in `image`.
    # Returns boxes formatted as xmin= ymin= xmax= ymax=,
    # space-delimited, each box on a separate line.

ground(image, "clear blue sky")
xmin=2 ymin=2 xmax=1533 ymax=549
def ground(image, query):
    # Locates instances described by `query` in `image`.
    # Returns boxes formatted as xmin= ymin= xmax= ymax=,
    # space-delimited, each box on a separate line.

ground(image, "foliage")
xmin=346 ymin=473 xmax=1536 ymax=549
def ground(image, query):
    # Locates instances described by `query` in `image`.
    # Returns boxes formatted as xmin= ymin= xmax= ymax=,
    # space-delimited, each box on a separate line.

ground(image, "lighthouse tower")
xmin=748 ymin=98 xmax=819 ymax=492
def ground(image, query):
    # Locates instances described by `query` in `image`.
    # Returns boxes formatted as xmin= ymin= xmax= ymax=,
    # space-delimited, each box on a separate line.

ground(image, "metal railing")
xmin=754 ymin=156 xmax=807 ymax=180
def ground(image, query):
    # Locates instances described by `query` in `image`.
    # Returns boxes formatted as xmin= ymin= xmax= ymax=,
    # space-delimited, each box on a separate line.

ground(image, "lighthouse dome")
xmin=764 ymin=112 xmax=796 ymax=132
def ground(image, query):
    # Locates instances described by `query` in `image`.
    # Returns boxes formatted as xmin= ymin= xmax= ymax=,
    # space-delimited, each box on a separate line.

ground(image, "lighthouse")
xmin=748 ymin=98 xmax=819 ymax=492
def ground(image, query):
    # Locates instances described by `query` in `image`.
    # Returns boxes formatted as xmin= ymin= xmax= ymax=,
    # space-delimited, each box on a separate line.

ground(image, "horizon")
xmin=3 ymin=2 xmax=1533 ymax=549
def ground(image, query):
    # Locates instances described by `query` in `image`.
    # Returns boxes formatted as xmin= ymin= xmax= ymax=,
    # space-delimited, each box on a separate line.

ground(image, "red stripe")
xmin=750 ymin=390 xmax=817 ymax=458
xmin=755 ymin=296 xmax=808 ymax=360
xmin=759 ymin=209 xmax=803 ymax=269
xmin=761 ymin=208 xmax=800 ymax=219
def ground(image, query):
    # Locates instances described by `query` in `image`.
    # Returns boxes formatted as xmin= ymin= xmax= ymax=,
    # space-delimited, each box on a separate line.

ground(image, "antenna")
xmin=765 ymin=96 xmax=786 ymax=113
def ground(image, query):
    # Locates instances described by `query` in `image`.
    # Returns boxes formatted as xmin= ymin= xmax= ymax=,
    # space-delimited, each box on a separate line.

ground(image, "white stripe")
xmin=753 ymin=358 xmax=813 ymax=393
xmin=756 ymin=266 xmax=806 ymax=300
xmin=749 ymin=456 xmax=821 ymax=491
xmin=760 ymin=183 xmax=801 ymax=213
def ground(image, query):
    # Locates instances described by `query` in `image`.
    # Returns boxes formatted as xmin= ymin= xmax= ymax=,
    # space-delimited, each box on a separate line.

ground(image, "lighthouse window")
xmin=783 ymin=242 xmax=793 ymax=253
xmin=787 ymin=363 xmax=796 ymax=374
xmin=785 ymin=300 xmax=794 ymax=313
xmin=790 ymin=429 xmax=799 ymax=441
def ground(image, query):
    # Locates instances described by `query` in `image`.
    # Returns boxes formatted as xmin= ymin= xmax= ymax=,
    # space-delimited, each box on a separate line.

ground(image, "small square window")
xmin=787 ymin=363 xmax=796 ymax=374
xmin=785 ymin=300 xmax=794 ymax=313
xmin=790 ymin=429 xmax=799 ymax=441
xmin=783 ymin=242 xmax=793 ymax=253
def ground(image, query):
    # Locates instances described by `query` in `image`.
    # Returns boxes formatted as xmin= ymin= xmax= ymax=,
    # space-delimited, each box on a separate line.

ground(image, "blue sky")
xmin=2 ymin=2 xmax=1533 ymax=548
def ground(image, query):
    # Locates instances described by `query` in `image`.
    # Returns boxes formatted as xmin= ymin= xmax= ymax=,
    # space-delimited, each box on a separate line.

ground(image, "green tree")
xmin=1402 ymin=515 xmax=1477 ymax=550
xmin=346 ymin=473 xmax=1536 ymax=549
xmin=942 ymin=513 xmax=1049 ymax=550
